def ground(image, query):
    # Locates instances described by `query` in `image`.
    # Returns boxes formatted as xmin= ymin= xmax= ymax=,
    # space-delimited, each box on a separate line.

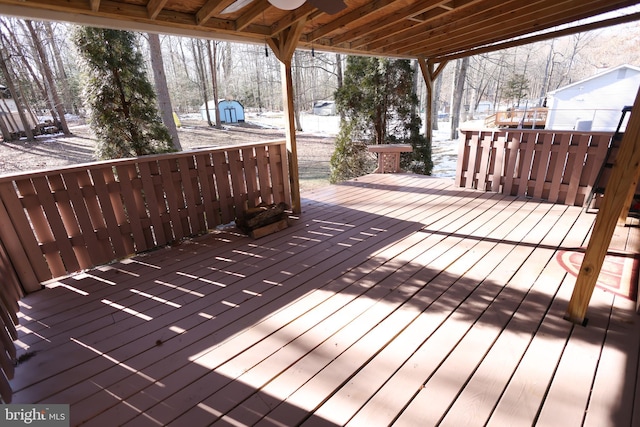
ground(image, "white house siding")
xmin=545 ymin=65 xmax=640 ymax=131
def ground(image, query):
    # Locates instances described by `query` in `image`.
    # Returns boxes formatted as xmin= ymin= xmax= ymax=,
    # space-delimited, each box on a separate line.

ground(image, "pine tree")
xmin=503 ymin=73 xmax=530 ymax=108
xmin=73 ymin=27 xmax=175 ymax=159
xmin=330 ymin=56 xmax=431 ymax=183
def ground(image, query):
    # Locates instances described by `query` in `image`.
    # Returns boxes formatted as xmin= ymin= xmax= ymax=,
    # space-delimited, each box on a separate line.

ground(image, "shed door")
xmin=224 ymin=108 xmax=237 ymax=123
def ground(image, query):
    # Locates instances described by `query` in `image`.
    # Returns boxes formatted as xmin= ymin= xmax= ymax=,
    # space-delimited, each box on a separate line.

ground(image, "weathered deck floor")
xmin=12 ymin=174 xmax=640 ymax=426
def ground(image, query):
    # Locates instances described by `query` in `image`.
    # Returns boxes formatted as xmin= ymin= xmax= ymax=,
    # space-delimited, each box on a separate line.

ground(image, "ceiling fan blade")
xmin=306 ymin=0 xmax=347 ymax=15
xmin=221 ymin=0 xmax=256 ymax=14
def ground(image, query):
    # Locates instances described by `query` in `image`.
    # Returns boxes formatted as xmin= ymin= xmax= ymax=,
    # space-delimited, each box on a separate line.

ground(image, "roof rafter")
xmin=328 ymin=0 xmax=477 ymax=47
xmin=401 ymin=0 xmax=638 ymax=58
xmin=196 ymin=0 xmax=233 ymax=26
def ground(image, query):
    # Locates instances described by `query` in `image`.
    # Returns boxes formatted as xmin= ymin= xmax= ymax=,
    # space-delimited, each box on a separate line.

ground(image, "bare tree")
xmin=450 ymin=57 xmax=469 ymax=139
xmin=25 ymin=20 xmax=70 ymax=135
xmin=0 ymin=42 xmax=34 ymax=140
xmin=148 ymin=32 xmax=181 ymax=150
xmin=207 ymin=39 xmax=221 ymax=129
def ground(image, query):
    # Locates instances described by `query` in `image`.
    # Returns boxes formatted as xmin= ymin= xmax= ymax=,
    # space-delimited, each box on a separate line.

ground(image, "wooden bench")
xmin=368 ymin=144 xmax=413 ymax=173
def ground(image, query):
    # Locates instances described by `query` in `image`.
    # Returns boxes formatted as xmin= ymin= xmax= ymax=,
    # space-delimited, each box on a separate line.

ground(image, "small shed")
xmin=545 ymin=64 xmax=640 ymax=131
xmin=312 ymin=100 xmax=336 ymax=116
xmin=199 ymin=99 xmax=245 ymax=124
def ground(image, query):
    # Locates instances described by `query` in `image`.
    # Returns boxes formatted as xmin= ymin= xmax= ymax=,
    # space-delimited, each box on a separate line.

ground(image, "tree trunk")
xmin=207 ymin=40 xmax=221 ymax=129
xmin=432 ymin=72 xmax=442 ymax=131
xmin=25 ymin=20 xmax=70 ymax=135
xmin=450 ymin=57 xmax=469 ymax=140
xmin=336 ymin=53 xmax=344 ymax=121
xmin=293 ymin=51 xmax=303 ymax=131
xmin=148 ymin=32 xmax=181 ymax=150
xmin=44 ymin=22 xmax=75 ymax=114
xmin=192 ymin=39 xmax=211 ymax=126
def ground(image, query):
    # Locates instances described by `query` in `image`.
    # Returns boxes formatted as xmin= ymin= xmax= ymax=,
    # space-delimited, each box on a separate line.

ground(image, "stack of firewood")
xmin=236 ymin=202 xmax=289 ymax=238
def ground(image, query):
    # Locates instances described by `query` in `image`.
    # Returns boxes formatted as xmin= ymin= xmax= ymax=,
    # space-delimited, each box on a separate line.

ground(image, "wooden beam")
xmin=90 ymin=0 xmax=100 ymax=12
xmin=269 ymin=20 xmax=307 ymax=215
xmin=305 ymin=0 xmax=397 ymax=42
xmin=236 ymin=0 xmax=270 ymax=31
xmin=196 ymin=0 xmax=233 ymax=26
xmin=147 ymin=0 xmax=169 ymax=20
xmin=329 ymin=0 xmax=468 ymax=47
xmin=565 ymin=89 xmax=640 ymax=325
xmin=269 ymin=3 xmax=316 ymax=37
xmin=400 ymin=0 xmax=636 ymax=58
xmin=418 ymin=58 xmax=440 ymax=151
xmin=430 ymin=11 xmax=640 ymax=63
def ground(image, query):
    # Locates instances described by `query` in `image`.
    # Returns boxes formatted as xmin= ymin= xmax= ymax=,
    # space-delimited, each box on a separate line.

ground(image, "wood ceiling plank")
xmin=90 ymin=0 xmax=101 ymax=12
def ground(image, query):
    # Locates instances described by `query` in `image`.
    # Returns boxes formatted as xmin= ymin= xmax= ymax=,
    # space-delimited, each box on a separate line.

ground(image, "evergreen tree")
xmin=73 ymin=27 xmax=175 ymax=159
xmin=330 ymin=56 xmax=431 ymax=183
xmin=503 ymin=73 xmax=530 ymax=108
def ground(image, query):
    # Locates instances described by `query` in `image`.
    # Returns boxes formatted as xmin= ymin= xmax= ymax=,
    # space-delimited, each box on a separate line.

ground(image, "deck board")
xmin=10 ymin=174 xmax=640 ymax=426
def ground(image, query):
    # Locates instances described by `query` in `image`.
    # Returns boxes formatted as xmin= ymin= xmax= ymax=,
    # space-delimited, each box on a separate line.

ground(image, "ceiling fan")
xmin=221 ymin=0 xmax=347 ymax=15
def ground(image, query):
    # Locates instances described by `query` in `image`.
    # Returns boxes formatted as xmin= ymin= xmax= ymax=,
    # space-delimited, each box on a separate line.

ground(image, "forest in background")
xmin=1 ymin=16 xmax=640 ymax=138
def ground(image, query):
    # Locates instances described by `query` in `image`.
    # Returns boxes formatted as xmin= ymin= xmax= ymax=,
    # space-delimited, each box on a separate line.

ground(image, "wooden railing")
xmin=0 ymin=238 xmax=19 ymax=403
xmin=456 ymin=129 xmax=614 ymax=207
xmin=0 ymin=140 xmax=290 ymax=295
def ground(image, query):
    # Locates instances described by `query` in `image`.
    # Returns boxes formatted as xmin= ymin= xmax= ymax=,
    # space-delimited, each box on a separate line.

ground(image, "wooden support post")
xmin=418 ymin=58 xmax=448 ymax=153
xmin=565 ymin=88 xmax=640 ymax=324
xmin=268 ymin=20 xmax=307 ymax=214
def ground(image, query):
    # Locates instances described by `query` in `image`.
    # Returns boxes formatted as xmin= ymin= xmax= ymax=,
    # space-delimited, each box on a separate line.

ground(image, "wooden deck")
xmin=11 ymin=174 xmax=640 ymax=426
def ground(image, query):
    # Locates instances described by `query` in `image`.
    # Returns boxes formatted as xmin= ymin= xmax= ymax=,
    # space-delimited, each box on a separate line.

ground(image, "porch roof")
xmin=0 ymin=0 xmax=639 ymax=62
xmin=13 ymin=174 xmax=640 ymax=425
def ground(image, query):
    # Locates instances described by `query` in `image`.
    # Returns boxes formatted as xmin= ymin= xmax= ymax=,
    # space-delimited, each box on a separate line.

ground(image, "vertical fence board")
xmin=212 ymin=152 xmax=233 ymax=224
xmin=31 ymin=176 xmax=81 ymax=274
xmin=228 ymin=149 xmax=247 ymax=218
xmin=455 ymin=132 xmax=470 ymax=187
xmin=242 ymin=147 xmax=260 ymax=208
xmin=256 ymin=147 xmax=273 ymax=205
xmin=115 ymin=164 xmax=149 ymax=252
xmin=477 ymin=135 xmax=492 ymax=191
xmin=491 ymin=136 xmax=506 ymax=192
xmin=271 ymin=144 xmax=290 ymax=204
xmin=64 ymin=171 xmax=107 ymax=267
xmin=0 ymin=228 xmax=27 ymax=307
xmin=194 ymin=153 xmax=217 ymax=229
xmin=158 ymin=159 xmax=185 ymax=241
xmin=139 ymin=161 xmax=168 ymax=247
xmin=91 ymin=168 xmax=131 ymax=257
xmin=565 ymin=134 xmax=591 ymax=206
xmin=465 ymin=134 xmax=480 ymax=189
xmin=148 ymin=161 xmax=174 ymax=242
xmin=177 ymin=157 xmax=199 ymax=235
xmin=548 ymin=133 xmax=572 ymax=203
xmin=6 ymin=181 xmax=58 ymax=282
xmin=533 ymin=132 xmax=554 ymax=199
xmin=503 ymin=134 xmax=521 ymax=196
xmin=75 ymin=170 xmax=113 ymax=263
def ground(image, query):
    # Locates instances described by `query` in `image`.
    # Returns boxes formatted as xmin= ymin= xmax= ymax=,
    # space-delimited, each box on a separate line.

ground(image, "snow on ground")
xmin=180 ymin=111 xmax=465 ymax=179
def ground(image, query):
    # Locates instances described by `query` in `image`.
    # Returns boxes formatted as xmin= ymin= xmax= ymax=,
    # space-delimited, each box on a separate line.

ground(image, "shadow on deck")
xmin=11 ymin=174 xmax=640 ymax=426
